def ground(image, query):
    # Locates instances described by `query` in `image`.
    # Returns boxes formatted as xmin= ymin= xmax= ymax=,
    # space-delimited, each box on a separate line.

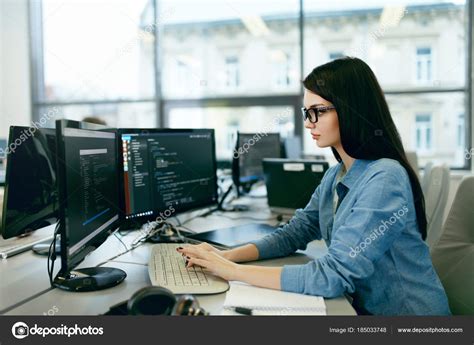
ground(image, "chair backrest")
xmin=421 ymin=161 xmax=434 ymax=196
xmin=405 ymin=151 xmax=420 ymax=181
xmin=424 ymin=165 xmax=450 ymax=248
xmin=431 ymin=175 xmax=474 ymax=315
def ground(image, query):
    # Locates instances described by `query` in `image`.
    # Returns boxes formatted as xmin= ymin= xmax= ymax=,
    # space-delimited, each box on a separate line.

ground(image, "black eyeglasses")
xmin=301 ymin=106 xmax=336 ymax=123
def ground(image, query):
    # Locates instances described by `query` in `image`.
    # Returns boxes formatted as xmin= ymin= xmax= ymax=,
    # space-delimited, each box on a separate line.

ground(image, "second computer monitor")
xmin=263 ymin=158 xmax=329 ymax=213
xmin=1 ymin=126 xmax=57 ymax=239
xmin=232 ymin=132 xmax=282 ymax=192
xmin=119 ymin=129 xmax=218 ymax=226
xmin=54 ymin=119 xmax=125 ymax=291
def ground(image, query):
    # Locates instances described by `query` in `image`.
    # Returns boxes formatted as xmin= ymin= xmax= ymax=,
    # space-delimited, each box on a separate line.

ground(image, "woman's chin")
xmin=315 ymin=140 xmax=327 ymax=148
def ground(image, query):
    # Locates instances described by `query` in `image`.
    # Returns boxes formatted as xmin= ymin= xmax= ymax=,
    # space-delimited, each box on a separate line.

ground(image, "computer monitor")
xmin=53 ymin=119 xmax=126 ymax=292
xmin=232 ymin=132 xmax=282 ymax=193
xmin=118 ymin=128 xmax=218 ymax=228
xmin=283 ymin=136 xmax=302 ymax=159
xmin=1 ymin=126 xmax=58 ymax=239
xmin=263 ymin=158 xmax=329 ymax=213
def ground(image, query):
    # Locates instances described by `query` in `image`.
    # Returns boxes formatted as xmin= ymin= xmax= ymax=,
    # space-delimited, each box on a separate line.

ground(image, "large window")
xmin=159 ymin=0 xmax=301 ymax=101
xmin=158 ymin=0 xmax=301 ymax=162
xmin=273 ymin=51 xmax=297 ymax=88
xmin=303 ymin=0 xmax=470 ymax=168
xmin=31 ymin=0 xmax=156 ymax=127
xmin=167 ymin=105 xmax=295 ymax=159
xmin=30 ymin=0 xmax=472 ymax=169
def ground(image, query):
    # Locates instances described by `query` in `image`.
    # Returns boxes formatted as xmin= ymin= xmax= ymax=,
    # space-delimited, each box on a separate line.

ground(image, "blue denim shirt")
xmin=251 ymin=158 xmax=451 ymax=315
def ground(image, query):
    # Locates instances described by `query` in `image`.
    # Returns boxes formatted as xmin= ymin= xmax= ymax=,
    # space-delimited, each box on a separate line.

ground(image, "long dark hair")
xmin=303 ymin=57 xmax=427 ymax=240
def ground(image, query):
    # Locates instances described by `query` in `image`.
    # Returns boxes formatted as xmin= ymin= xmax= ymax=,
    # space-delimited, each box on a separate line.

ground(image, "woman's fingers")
xmin=178 ymin=246 xmax=211 ymax=260
xmin=187 ymin=257 xmax=209 ymax=269
xmin=199 ymin=242 xmax=220 ymax=253
xmin=177 ymin=245 xmax=200 ymax=257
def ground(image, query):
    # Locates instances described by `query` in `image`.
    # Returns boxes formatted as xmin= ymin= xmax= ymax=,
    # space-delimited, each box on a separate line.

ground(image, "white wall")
xmin=0 ymin=0 xmax=31 ymax=140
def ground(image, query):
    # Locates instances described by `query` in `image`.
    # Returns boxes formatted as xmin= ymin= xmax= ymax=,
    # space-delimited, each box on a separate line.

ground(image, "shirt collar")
xmin=336 ymin=159 xmax=372 ymax=190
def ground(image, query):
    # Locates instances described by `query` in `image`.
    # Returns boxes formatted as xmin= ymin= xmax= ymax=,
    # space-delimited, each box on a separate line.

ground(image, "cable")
xmin=109 ymin=260 xmax=147 ymax=266
xmin=113 ymin=231 xmax=128 ymax=251
xmin=176 ymin=224 xmax=196 ymax=233
xmin=174 ymin=215 xmax=182 ymax=227
xmin=179 ymin=207 xmax=216 ymax=226
xmin=212 ymin=212 xmax=281 ymax=222
xmin=47 ymin=222 xmax=60 ymax=287
xmin=95 ymin=226 xmax=158 ymax=267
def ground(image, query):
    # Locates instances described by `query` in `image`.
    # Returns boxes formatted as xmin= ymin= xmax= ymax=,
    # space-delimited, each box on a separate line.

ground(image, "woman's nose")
xmin=304 ymin=119 xmax=315 ymax=130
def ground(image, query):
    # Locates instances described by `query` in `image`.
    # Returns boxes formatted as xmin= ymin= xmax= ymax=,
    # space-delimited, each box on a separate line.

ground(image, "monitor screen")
xmin=1 ymin=126 xmax=57 ymax=239
xmin=56 ymin=120 xmax=120 ymax=267
xmin=119 ymin=129 xmax=218 ymax=223
xmin=263 ymin=158 xmax=329 ymax=210
xmin=234 ymin=132 xmax=282 ymax=184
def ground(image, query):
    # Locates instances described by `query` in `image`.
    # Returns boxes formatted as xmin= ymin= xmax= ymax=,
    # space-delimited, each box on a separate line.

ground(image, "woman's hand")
xmin=180 ymin=242 xmax=233 ymax=260
xmin=176 ymin=245 xmax=240 ymax=281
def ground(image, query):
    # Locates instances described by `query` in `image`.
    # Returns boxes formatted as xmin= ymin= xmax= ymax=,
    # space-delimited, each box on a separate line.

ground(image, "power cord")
xmin=94 ymin=222 xmax=202 ymax=268
xmin=113 ymin=231 xmax=128 ymax=251
xmin=47 ymin=223 xmax=60 ymax=287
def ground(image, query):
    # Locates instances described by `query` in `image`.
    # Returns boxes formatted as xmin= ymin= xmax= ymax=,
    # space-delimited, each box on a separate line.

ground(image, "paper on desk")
xmin=221 ymin=281 xmax=326 ymax=315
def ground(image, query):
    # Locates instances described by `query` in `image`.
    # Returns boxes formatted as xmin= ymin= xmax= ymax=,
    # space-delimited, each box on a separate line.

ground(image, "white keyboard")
xmin=148 ymin=243 xmax=229 ymax=294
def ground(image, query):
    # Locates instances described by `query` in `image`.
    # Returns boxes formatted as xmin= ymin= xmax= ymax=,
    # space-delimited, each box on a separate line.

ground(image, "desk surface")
xmin=0 ymin=196 xmax=356 ymax=316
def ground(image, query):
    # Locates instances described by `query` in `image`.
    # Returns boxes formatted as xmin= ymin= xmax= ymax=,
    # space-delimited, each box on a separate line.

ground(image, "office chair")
xmin=421 ymin=161 xmax=434 ymax=196
xmin=405 ymin=151 xmax=421 ymax=182
xmin=431 ymin=175 xmax=474 ymax=315
xmin=424 ymin=164 xmax=450 ymax=248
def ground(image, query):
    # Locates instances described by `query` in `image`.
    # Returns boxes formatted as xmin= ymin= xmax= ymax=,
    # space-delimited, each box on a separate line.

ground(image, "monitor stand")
xmin=53 ymin=267 xmax=127 ymax=292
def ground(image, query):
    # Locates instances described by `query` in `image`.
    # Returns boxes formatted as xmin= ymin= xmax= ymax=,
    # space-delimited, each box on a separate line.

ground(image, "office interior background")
xmin=0 ymin=0 xmax=472 ymax=219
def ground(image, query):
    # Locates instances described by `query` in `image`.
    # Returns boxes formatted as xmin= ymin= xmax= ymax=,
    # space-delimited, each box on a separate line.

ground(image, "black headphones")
xmin=104 ymin=286 xmax=208 ymax=316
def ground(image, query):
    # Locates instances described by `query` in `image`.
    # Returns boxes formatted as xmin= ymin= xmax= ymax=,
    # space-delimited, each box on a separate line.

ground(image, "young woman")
xmin=178 ymin=57 xmax=450 ymax=315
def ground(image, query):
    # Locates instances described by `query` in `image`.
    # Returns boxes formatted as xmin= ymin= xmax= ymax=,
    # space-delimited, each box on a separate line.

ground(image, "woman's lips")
xmin=312 ymin=134 xmax=320 ymax=140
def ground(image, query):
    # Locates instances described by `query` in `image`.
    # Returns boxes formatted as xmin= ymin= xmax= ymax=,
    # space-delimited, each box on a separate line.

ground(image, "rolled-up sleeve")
xmin=249 ymin=183 xmax=323 ymax=260
xmin=280 ymin=171 xmax=410 ymax=297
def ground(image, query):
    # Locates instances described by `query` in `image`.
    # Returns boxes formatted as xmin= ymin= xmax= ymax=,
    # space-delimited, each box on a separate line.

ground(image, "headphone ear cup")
xmin=172 ymin=295 xmax=207 ymax=315
xmin=127 ymin=286 xmax=176 ymax=315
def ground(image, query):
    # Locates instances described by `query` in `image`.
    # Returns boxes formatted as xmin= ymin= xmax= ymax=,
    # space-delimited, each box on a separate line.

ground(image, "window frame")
xmin=29 ymin=0 xmax=472 ymax=171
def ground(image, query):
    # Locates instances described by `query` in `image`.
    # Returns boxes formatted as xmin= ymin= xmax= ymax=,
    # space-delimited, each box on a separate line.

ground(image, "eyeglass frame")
xmin=301 ymin=105 xmax=336 ymax=123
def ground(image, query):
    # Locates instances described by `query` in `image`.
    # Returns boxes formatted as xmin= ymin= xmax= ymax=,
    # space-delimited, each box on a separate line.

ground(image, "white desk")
xmin=0 ymin=197 xmax=356 ymax=316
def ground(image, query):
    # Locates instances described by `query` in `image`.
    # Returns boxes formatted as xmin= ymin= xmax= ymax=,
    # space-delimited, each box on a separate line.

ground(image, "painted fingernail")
xmin=177 ymin=247 xmax=183 ymax=250
xmin=186 ymin=256 xmax=190 ymax=260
